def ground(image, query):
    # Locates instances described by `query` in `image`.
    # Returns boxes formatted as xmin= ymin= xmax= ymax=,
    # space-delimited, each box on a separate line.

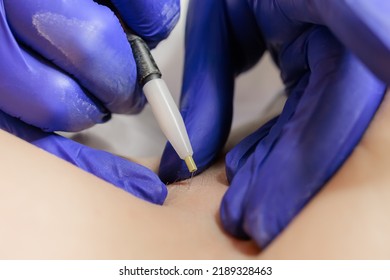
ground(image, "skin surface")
xmin=0 ymin=133 xmax=258 ymax=259
xmin=1 ymin=90 xmax=390 ymax=259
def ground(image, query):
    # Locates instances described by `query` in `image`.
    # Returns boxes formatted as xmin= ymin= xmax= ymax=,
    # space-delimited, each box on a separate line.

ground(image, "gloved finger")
xmin=221 ymin=27 xmax=386 ymax=247
xmin=0 ymin=5 xmax=108 ymax=132
xmin=225 ymin=116 xmax=278 ymax=183
xmin=4 ymin=0 xmax=145 ymax=121
xmin=275 ymin=0 xmax=390 ymax=83
xmin=158 ymin=0 xmax=235 ymax=183
xmin=109 ymin=0 xmax=180 ymax=48
xmin=222 ymin=74 xmax=309 ymax=240
xmin=0 ymin=110 xmax=167 ymax=205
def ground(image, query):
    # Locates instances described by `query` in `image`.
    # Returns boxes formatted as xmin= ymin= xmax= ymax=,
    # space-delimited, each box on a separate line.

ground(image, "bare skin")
xmin=1 ymin=90 xmax=390 ymax=259
xmin=0 ymin=131 xmax=258 ymax=259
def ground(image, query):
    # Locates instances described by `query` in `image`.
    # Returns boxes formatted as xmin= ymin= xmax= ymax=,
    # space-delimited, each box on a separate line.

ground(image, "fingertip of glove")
xmin=220 ymin=170 xmax=256 ymax=240
xmin=101 ymin=112 xmax=112 ymax=123
xmin=243 ymin=210 xmax=274 ymax=249
xmin=220 ymin=198 xmax=250 ymax=240
xmin=139 ymin=179 xmax=168 ymax=205
xmin=60 ymin=144 xmax=167 ymax=205
xmin=119 ymin=162 xmax=168 ymax=205
xmin=158 ymin=143 xmax=192 ymax=184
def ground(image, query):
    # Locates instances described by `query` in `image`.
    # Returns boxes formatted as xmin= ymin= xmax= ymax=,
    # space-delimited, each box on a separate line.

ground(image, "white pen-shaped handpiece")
xmin=128 ymin=33 xmax=197 ymax=173
xmin=143 ymin=79 xmax=196 ymax=172
xmin=99 ymin=0 xmax=197 ymax=173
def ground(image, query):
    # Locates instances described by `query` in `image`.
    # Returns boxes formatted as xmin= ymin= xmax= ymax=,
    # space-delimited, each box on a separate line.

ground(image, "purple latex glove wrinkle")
xmin=159 ymin=0 xmax=389 ymax=247
xmin=0 ymin=0 xmax=180 ymax=204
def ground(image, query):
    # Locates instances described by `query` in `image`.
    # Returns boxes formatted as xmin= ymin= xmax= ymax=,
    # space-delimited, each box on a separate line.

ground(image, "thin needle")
xmin=188 ymin=171 xmax=196 ymax=186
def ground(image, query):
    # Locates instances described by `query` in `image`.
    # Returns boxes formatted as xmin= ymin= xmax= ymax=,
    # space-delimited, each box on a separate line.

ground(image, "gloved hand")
xmin=0 ymin=111 xmax=167 ymax=204
xmin=159 ymin=0 xmax=389 ymax=247
xmin=0 ymin=0 xmax=179 ymax=203
xmin=1 ymin=0 xmax=179 ymax=131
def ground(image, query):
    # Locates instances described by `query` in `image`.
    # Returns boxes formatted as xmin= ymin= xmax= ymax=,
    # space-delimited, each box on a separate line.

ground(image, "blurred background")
xmin=66 ymin=0 xmax=284 ymax=159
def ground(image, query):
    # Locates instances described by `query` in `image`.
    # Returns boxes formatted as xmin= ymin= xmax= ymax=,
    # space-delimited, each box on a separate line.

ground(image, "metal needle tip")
xmin=184 ymin=156 xmax=197 ymax=173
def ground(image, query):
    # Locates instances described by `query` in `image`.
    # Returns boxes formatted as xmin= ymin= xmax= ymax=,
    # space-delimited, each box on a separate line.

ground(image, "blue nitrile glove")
xmin=0 ymin=111 xmax=167 ymax=204
xmin=159 ymin=0 xmax=389 ymax=247
xmin=1 ymin=0 xmax=179 ymax=131
xmin=0 ymin=0 xmax=179 ymax=204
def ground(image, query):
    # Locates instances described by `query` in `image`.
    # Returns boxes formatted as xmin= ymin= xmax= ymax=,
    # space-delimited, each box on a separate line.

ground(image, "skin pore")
xmin=1 ymin=90 xmax=390 ymax=259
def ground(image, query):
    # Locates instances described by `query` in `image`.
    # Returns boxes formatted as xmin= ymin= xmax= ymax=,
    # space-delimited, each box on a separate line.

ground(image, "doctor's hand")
xmin=0 ymin=0 xmax=179 ymax=132
xmin=0 ymin=0 xmax=178 ymax=204
xmin=159 ymin=0 xmax=389 ymax=247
